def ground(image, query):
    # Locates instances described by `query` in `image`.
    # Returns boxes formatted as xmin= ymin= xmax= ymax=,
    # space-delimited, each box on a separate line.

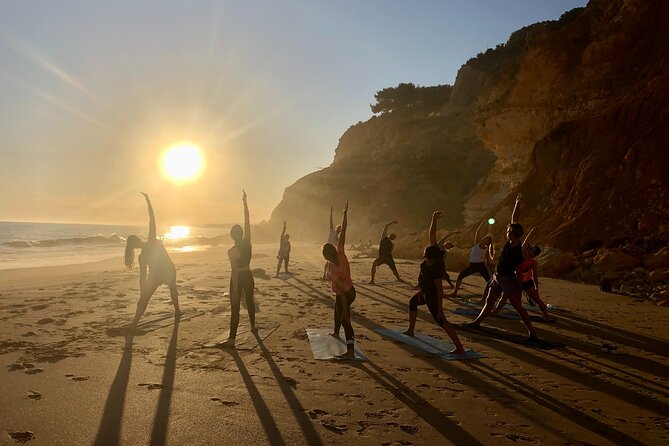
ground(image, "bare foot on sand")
xmin=335 ymin=350 xmax=355 ymax=359
xmin=217 ymin=339 xmax=236 ymax=348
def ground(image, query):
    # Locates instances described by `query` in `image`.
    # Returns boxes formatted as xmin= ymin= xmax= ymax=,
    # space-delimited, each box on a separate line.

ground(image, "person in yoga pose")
xmin=323 ymin=206 xmax=341 ymax=280
xmin=451 ymin=218 xmax=494 ymax=297
xmin=369 ymin=220 xmax=405 ymax=284
xmin=220 ymin=190 xmax=255 ymax=347
xmin=275 ymin=221 xmax=291 ymax=277
xmin=468 ymin=194 xmax=538 ymax=342
xmin=403 ymin=211 xmax=465 ymax=354
xmin=437 ymin=230 xmax=460 ymax=288
xmin=123 ymin=192 xmax=181 ymax=329
xmin=322 ymin=201 xmax=357 ymax=359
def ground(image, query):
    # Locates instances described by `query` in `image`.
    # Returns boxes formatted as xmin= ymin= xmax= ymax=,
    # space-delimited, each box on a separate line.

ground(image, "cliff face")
xmin=269 ymin=0 xmax=669 ymax=294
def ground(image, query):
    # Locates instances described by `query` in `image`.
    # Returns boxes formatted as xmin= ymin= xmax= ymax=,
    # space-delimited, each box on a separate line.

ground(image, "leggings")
xmin=334 ymin=287 xmax=356 ymax=343
xmin=457 ymin=262 xmax=491 ymax=282
xmin=229 ymin=270 xmax=255 ymax=339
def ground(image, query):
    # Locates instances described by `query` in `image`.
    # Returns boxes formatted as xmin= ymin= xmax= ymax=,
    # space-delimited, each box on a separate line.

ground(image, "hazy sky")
xmin=0 ymin=0 xmax=586 ymax=225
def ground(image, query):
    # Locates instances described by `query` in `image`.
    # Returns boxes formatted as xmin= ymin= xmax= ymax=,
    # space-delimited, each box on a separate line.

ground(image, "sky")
xmin=0 ymin=0 xmax=586 ymax=226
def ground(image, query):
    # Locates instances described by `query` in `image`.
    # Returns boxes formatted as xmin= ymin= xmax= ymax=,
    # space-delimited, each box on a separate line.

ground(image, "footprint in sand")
xmin=37 ymin=318 xmax=55 ymax=325
xmin=27 ymin=390 xmax=42 ymax=400
xmin=281 ymin=376 xmax=298 ymax=388
xmin=399 ymin=425 xmax=419 ymax=434
xmin=8 ymin=431 xmax=36 ymax=443
xmin=65 ymin=374 xmax=89 ymax=381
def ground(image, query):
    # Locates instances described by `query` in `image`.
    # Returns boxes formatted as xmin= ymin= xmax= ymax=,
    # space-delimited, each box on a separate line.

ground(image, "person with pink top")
xmin=322 ymin=201 xmax=356 ymax=359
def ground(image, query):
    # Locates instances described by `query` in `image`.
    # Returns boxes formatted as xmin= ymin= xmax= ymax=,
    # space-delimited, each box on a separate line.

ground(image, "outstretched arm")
xmin=281 ymin=221 xmax=286 ymax=239
xmin=522 ymin=227 xmax=535 ymax=248
xmin=141 ymin=192 xmax=156 ymax=241
xmin=429 ymin=211 xmax=442 ymax=245
xmin=338 ymin=201 xmax=348 ymax=249
xmin=381 ymin=220 xmax=397 ymax=239
xmin=242 ymin=190 xmax=251 ymax=243
xmin=511 ymin=193 xmax=521 ymax=224
xmin=474 ymin=218 xmax=486 ymax=244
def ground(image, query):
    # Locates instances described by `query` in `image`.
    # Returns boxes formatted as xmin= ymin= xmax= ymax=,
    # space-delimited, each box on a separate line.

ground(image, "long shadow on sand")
xmin=253 ymin=333 xmax=324 ymax=446
xmin=149 ymin=319 xmax=180 ymax=445
xmin=284 ymin=276 xmax=659 ymax=444
xmin=93 ymin=334 xmax=134 ymax=446
xmin=226 ymin=349 xmax=286 ymax=446
xmin=466 ymin=361 xmax=647 ymax=446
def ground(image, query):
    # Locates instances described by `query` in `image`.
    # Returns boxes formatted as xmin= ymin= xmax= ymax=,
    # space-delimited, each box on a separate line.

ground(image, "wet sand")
xmin=1 ymin=243 xmax=667 ymax=445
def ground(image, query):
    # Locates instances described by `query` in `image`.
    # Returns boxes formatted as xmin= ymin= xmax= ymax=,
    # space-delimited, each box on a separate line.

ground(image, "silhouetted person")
xmin=436 ymin=230 xmax=460 ymax=287
xmin=275 ymin=221 xmax=291 ymax=277
xmin=123 ymin=192 xmax=181 ymax=329
xmin=322 ymin=201 xmax=356 ymax=359
xmin=468 ymin=194 xmax=538 ymax=342
xmin=403 ymin=211 xmax=465 ymax=354
xmin=451 ymin=218 xmax=494 ymax=297
xmin=369 ymin=220 xmax=405 ymax=284
xmin=220 ymin=190 xmax=255 ymax=347
xmin=323 ymin=206 xmax=341 ymax=280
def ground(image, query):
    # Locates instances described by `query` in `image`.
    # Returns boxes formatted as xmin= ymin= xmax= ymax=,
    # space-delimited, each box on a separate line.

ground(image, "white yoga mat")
xmin=306 ymin=328 xmax=367 ymax=361
xmin=374 ymin=328 xmax=485 ymax=360
xmin=204 ymin=323 xmax=279 ymax=350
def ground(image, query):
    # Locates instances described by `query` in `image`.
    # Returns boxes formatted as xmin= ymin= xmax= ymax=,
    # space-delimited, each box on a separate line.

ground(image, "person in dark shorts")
xmin=369 ymin=220 xmax=405 ymax=284
xmin=468 ymin=194 xmax=538 ymax=342
xmin=275 ymin=221 xmax=291 ymax=277
xmin=323 ymin=201 xmax=357 ymax=359
xmin=451 ymin=218 xmax=494 ymax=297
xmin=123 ymin=192 xmax=181 ymax=329
xmin=220 ymin=190 xmax=255 ymax=347
xmin=403 ymin=211 xmax=465 ymax=354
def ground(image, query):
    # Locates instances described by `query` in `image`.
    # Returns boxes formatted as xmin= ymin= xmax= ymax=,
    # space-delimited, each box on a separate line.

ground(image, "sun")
xmin=160 ymin=142 xmax=205 ymax=184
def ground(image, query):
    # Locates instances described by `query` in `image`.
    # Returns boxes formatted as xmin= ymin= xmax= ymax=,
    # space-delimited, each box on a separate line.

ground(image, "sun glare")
xmin=160 ymin=142 xmax=205 ymax=184
xmin=164 ymin=225 xmax=191 ymax=240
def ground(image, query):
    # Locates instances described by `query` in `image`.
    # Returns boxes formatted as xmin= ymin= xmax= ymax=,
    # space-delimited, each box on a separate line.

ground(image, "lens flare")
xmin=488 ymin=218 xmax=496 ymax=225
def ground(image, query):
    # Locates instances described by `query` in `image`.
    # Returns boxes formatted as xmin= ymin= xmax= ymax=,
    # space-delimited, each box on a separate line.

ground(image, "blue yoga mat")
xmin=374 ymin=328 xmax=485 ymax=360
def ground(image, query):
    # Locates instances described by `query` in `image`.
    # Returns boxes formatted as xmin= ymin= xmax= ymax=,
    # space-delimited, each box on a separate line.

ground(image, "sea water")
xmin=0 ymin=221 xmax=230 ymax=270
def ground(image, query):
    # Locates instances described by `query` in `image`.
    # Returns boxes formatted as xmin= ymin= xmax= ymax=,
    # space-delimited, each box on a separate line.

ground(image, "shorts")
xmin=409 ymin=292 xmax=442 ymax=324
xmin=522 ymin=279 xmax=535 ymax=291
xmin=489 ymin=273 xmax=521 ymax=298
xmin=375 ymin=256 xmax=397 ymax=270
xmin=277 ymin=253 xmax=290 ymax=262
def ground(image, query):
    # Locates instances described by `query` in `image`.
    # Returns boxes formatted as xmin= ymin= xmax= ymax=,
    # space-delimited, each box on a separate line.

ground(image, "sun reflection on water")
xmin=163 ymin=225 xmax=190 ymax=240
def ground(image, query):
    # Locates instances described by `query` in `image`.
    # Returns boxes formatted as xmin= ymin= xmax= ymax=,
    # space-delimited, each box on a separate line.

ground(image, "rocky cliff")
xmin=268 ymin=0 xmax=669 ymax=298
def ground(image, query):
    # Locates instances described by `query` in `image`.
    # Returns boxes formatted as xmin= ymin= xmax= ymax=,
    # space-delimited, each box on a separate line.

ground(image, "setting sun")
xmin=160 ymin=142 xmax=205 ymax=184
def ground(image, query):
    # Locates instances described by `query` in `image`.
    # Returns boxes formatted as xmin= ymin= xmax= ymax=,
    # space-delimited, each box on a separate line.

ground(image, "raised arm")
xmin=281 ymin=221 xmax=286 ymax=239
xmin=473 ymin=218 xmax=486 ymax=244
xmin=140 ymin=192 xmax=156 ymax=241
xmin=329 ymin=206 xmax=334 ymax=231
xmin=381 ymin=220 xmax=397 ymax=239
xmin=437 ymin=230 xmax=461 ymax=248
xmin=338 ymin=201 xmax=348 ymax=249
xmin=429 ymin=211 xmax=442 ymax=245
xmin=522 ymin=227 xmax=536 ymax=248
xmin=511 ymin=193 xmax=521 ymax=224
xmin=242 ymin=190 xmax=250 ymax=243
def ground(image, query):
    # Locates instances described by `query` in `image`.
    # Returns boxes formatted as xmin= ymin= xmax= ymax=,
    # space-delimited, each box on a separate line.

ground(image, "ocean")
xmin=0 ymin=221 xmax=230 ymax=270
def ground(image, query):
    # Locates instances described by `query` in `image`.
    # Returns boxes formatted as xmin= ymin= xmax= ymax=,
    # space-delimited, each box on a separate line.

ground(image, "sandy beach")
xmin=1 ymin=243 xmax=667 ymax=445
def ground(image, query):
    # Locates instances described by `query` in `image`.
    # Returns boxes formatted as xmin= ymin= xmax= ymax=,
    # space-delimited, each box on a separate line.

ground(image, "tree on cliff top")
xmin=370 ymin=83 xmax=452 ymax=115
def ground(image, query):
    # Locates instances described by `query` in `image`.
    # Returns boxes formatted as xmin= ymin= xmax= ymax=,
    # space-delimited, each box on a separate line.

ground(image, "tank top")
xmin=235 ymin=240 xmax=252 ymax=268
xmin=469 ymin=243 xmax=487 ymax=263
xmin=497 ymin=241 xmax=523 ymax=276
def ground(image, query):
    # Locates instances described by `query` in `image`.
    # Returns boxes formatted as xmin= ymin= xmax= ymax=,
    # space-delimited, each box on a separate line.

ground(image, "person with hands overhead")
xmin=220 ymin=190 xmax=256 ymax=347
xmin=322 ymin=201 xmax=357 ymax=359
xmin=403 ymin=211 xmax=465 ymax=354
xmin=468 ymin=194 xmax=539 ymax=343
xmin=323 ymin=206 xmax=342 ymax=280
xmin=123 ymin=192 xmax=181 ymax=330
xmin=275 ymin=221 xmax=291 ymax=277
xmin=369 ymin=220 xmax=405 ymax=284
xmin=451 ymin=217 xmax=494 ymax=297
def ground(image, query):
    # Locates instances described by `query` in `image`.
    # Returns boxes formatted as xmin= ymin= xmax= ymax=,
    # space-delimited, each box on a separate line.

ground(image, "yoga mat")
xmin=204 ymin=323 xmax=280 ymax=350
xmin=454 ymin=308 xmax=553 ymax=323
xmin=374 ymin=328 xmax=485 ymax=360
xmin=306 ymin=328 xmax=367 ymax=361
xmin=463 ymin=300 xmax=556 ymax=313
